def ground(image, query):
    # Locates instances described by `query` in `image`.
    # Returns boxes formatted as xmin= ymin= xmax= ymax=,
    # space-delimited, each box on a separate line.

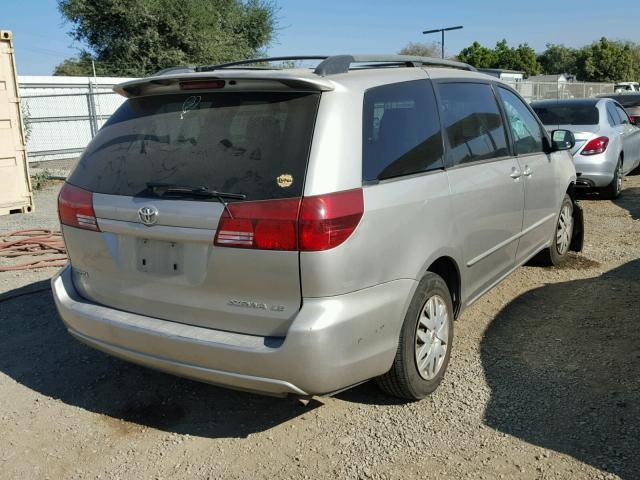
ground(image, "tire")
xmin=535 ymin=194 xmax=574 ymax=267
xmin=600 ymin=157 xmax=623 ymax=199
xmin=376 ymin=272 xmax=454 ymax=400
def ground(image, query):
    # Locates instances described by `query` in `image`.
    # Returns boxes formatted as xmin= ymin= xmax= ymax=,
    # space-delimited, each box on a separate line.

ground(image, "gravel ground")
xmin=0 ymin=175 xmax=639 ymax=480
xmin=29 ymin=158 xmax=79 ymax=181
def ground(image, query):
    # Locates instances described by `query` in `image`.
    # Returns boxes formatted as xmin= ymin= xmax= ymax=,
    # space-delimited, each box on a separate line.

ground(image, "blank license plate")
xmin=136 ymin=238 xmax=183 ymax=275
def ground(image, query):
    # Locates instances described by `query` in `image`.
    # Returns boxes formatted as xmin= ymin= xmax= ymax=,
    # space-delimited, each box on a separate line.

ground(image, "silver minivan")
xmin=52 ymin=55 xmax=584 ymax=400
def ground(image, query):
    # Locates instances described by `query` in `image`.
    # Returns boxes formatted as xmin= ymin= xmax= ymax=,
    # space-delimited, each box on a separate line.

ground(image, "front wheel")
xmin=376 ymin=272 xmax=454 ymax=400
xmin=535 ymin=194 xmax=574 ymax=267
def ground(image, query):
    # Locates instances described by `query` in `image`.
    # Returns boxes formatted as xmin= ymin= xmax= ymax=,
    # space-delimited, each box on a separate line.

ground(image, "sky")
xmin=4 ymin=0 xmax=637 ymax=76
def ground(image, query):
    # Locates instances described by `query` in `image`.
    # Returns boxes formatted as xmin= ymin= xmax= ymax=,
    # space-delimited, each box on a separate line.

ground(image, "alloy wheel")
xmin=616 ymin=163 xmax=623 ymax=194
xmin=556 ymin=202 xmax=573 ymax=255
xmin=415 ymin=295 xmax=450 ymax=380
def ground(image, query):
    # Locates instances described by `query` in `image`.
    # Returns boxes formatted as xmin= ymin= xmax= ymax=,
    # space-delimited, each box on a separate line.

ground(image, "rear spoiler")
xmin=113 ymin=70 xmax=335 ymax=98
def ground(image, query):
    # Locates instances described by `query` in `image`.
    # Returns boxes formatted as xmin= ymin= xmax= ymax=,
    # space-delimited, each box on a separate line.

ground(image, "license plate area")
xmin=136 ymin=238 xmax=183 ymax=275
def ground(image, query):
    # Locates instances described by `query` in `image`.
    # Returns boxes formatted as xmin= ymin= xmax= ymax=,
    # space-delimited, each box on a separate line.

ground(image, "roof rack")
xmin=314 ymin=55 xmax=477 ymax=76
xmin=187 ymin=54 xmax=477 ymax=76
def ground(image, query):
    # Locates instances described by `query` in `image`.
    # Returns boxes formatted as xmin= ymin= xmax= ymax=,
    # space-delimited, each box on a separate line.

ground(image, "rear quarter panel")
xmin=300 ymin=171 xmax=460 ymax=298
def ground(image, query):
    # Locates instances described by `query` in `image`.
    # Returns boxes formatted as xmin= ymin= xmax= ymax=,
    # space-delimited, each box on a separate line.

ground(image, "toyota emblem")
xmin=138 ymin=206 xmax=159 ymax=226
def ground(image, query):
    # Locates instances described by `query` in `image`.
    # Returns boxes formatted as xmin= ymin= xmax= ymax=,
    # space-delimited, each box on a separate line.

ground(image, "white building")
xmin=477 ymin=68 xmax=524 ymax=81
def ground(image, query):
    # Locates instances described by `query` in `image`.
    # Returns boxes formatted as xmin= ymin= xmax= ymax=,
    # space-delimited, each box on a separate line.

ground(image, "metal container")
xmin=0 ymin=30 xmax=33 ymax=216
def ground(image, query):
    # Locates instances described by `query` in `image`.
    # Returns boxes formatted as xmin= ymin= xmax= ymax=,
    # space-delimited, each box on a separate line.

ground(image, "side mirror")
xmin=550 ymin=129 xmax=575 ymax=152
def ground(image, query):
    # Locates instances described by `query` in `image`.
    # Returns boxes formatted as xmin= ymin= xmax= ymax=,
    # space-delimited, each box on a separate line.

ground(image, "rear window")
xmin=68 ymin=91 xmax=320 ymax=201
xmin=532 ymin=104 xmax=599 ymax=125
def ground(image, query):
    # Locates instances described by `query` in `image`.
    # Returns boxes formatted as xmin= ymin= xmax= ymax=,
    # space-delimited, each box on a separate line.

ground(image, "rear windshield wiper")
xmin=146 ymin=182 xmax=245 ymax=200
xmin=145 ymin=182 xmax=246 ymax=217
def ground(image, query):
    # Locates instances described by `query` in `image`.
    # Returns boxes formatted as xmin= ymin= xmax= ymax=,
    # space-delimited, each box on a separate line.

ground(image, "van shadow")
xmin=481 ymin=259 xmax=640 ymax=479
xmin=0 ymin=281 xmax=320 ymax=439
xmin=613 ymin=186 xmax=640 ymax=220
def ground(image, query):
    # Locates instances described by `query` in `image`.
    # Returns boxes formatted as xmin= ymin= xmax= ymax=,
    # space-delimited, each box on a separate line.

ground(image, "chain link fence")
xmin=503 ymin=80 xmax=615 ymax=103
xmin=19 ymin=77 xmax=132 ymax=163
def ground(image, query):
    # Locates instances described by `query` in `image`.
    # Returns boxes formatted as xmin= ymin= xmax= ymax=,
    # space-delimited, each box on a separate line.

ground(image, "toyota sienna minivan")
xmin=52 ymin=55 xmax=584 ymax=400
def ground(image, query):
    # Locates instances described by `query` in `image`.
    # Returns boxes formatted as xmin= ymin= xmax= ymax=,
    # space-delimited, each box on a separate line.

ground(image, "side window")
xmin=362 ymin=80 xmax=443 ymax=181
xmin=615 ymin=105 xmax=630 ymax=125
xmin=606 ymin=103 xmax=619 ymax=126
xmin=437 ymin=82 xmax=509 ymax=166
xmin=497 ymin=87 xmax=545 ymax=155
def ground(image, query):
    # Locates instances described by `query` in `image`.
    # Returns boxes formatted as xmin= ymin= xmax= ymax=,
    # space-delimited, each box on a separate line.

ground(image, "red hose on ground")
xmin=0 ymin=229 xmax=67 ymax=272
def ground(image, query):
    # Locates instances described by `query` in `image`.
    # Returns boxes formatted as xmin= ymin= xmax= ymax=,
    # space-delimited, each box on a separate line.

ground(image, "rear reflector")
xmin=581 ymin=136 xmax=609 ymax=156
xmin=214 ymin=189 xmax=364 ymax=251
xmin=180 ymin=80 xmax=226 ymax=90
xmin=58 ymin=183 xmax=100 ymax=231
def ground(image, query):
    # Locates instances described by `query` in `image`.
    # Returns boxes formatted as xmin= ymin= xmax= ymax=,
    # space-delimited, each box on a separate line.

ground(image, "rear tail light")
xmin=214 ymin=189 xmax=364 ymax=251
xmin=299 ymin=189 xmax=364 ymax=251
xmin=630 ymin=115 xmax=637 ymax=124
xmin=581 ymin=136 xmax=609 ymax=156
xmin=215 ymin=198 xmax=301 ymax=250
xmin=58 ymin=183 xmax=100 ymax=231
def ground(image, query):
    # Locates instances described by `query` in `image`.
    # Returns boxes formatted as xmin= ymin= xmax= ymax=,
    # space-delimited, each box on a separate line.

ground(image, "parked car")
xmin=598 ymin=92 xmax=640 ymax=124
xmin=52 ymin=55 xmax=584 ymax=400
xmin=614 ymin=82 xmax=640 ymax=93
xmin=531 ymin=98 xmax=640 ymax=198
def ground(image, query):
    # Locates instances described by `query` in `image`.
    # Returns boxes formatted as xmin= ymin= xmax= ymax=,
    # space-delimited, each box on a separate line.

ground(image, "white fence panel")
xmin=19 ymin=75 xmax=135 ymax=163
xmin=503 ymin=80 xmax=615 ymax=103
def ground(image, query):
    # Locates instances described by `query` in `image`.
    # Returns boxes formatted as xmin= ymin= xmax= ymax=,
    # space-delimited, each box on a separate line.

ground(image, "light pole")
xmin=422 ymin=25 xmax=463 ymax=59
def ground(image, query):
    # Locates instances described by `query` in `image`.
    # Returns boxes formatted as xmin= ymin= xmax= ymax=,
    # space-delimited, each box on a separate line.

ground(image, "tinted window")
xmin=498 ymin=88 xmax=544 ymax=155
xmin=532 ymin=103 xmax=599 ymax=125
xmin=437 ymin=83 xmax=509 ymax=166
xmin=615 ymin=104 xmax=630 ymax=124
xmin=68 ymin=92 xmax=320 ymax=201
xmin=362 ymin=80 xmax=443 ymax=181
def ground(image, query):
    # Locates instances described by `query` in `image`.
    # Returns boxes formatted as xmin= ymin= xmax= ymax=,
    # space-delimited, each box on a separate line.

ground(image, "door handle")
xmin=523 ymin=166 xmax=532 ymax=177
xmin=510 ymin=168 xmax=522 ymax=179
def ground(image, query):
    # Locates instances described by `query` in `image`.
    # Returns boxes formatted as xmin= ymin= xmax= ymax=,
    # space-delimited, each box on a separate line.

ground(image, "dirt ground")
xmin=1 ymin=174 xmax=639 ymax=480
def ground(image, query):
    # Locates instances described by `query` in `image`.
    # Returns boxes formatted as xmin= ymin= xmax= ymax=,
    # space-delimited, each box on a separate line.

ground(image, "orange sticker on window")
xmin=277 ymin=174 xmax=293 ymax=188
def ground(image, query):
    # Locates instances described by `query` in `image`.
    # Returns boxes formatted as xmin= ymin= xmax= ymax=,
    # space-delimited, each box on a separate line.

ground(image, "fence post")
xmin=86 ymin=81 xmax=99 ymax=138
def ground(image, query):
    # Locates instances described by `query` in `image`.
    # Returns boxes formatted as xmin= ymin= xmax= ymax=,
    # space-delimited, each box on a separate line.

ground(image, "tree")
xmin=457 ymin=41 xmax=497 ymax=69
xmin=457 ymin=40 xmax=540 ymax=76
xmin=575 ymin=37 xmax=639 ymax=82
xmin=54 ymin=52 xmax=95 ymax=76
xmin=512 ymin=43 xmax=540 ymax=77
xmin=538 ymin=44 xmax=577 ymax=75
xmin=55 ymin=0 xmax=278 ymax=77
xmin=398 ymin=42 xmax=440 ymax=58
xmin=493 ymin=40 xmax=540 ymax=76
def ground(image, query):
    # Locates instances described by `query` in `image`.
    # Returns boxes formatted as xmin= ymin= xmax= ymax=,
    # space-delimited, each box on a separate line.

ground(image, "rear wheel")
xmin=377 ymin=272 xmax=454 ymax=400
xmin=536 ymin=194 xmax=574 ymax=267
xmin=600 ymin=157 xmax=623 ymax=199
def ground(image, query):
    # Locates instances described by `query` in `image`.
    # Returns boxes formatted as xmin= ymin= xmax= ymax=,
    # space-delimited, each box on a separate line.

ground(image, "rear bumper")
xmin=52 ymin=265 xmax=414 ymax=397
xmin=573 ymin=152 xmax=616 ymax=188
